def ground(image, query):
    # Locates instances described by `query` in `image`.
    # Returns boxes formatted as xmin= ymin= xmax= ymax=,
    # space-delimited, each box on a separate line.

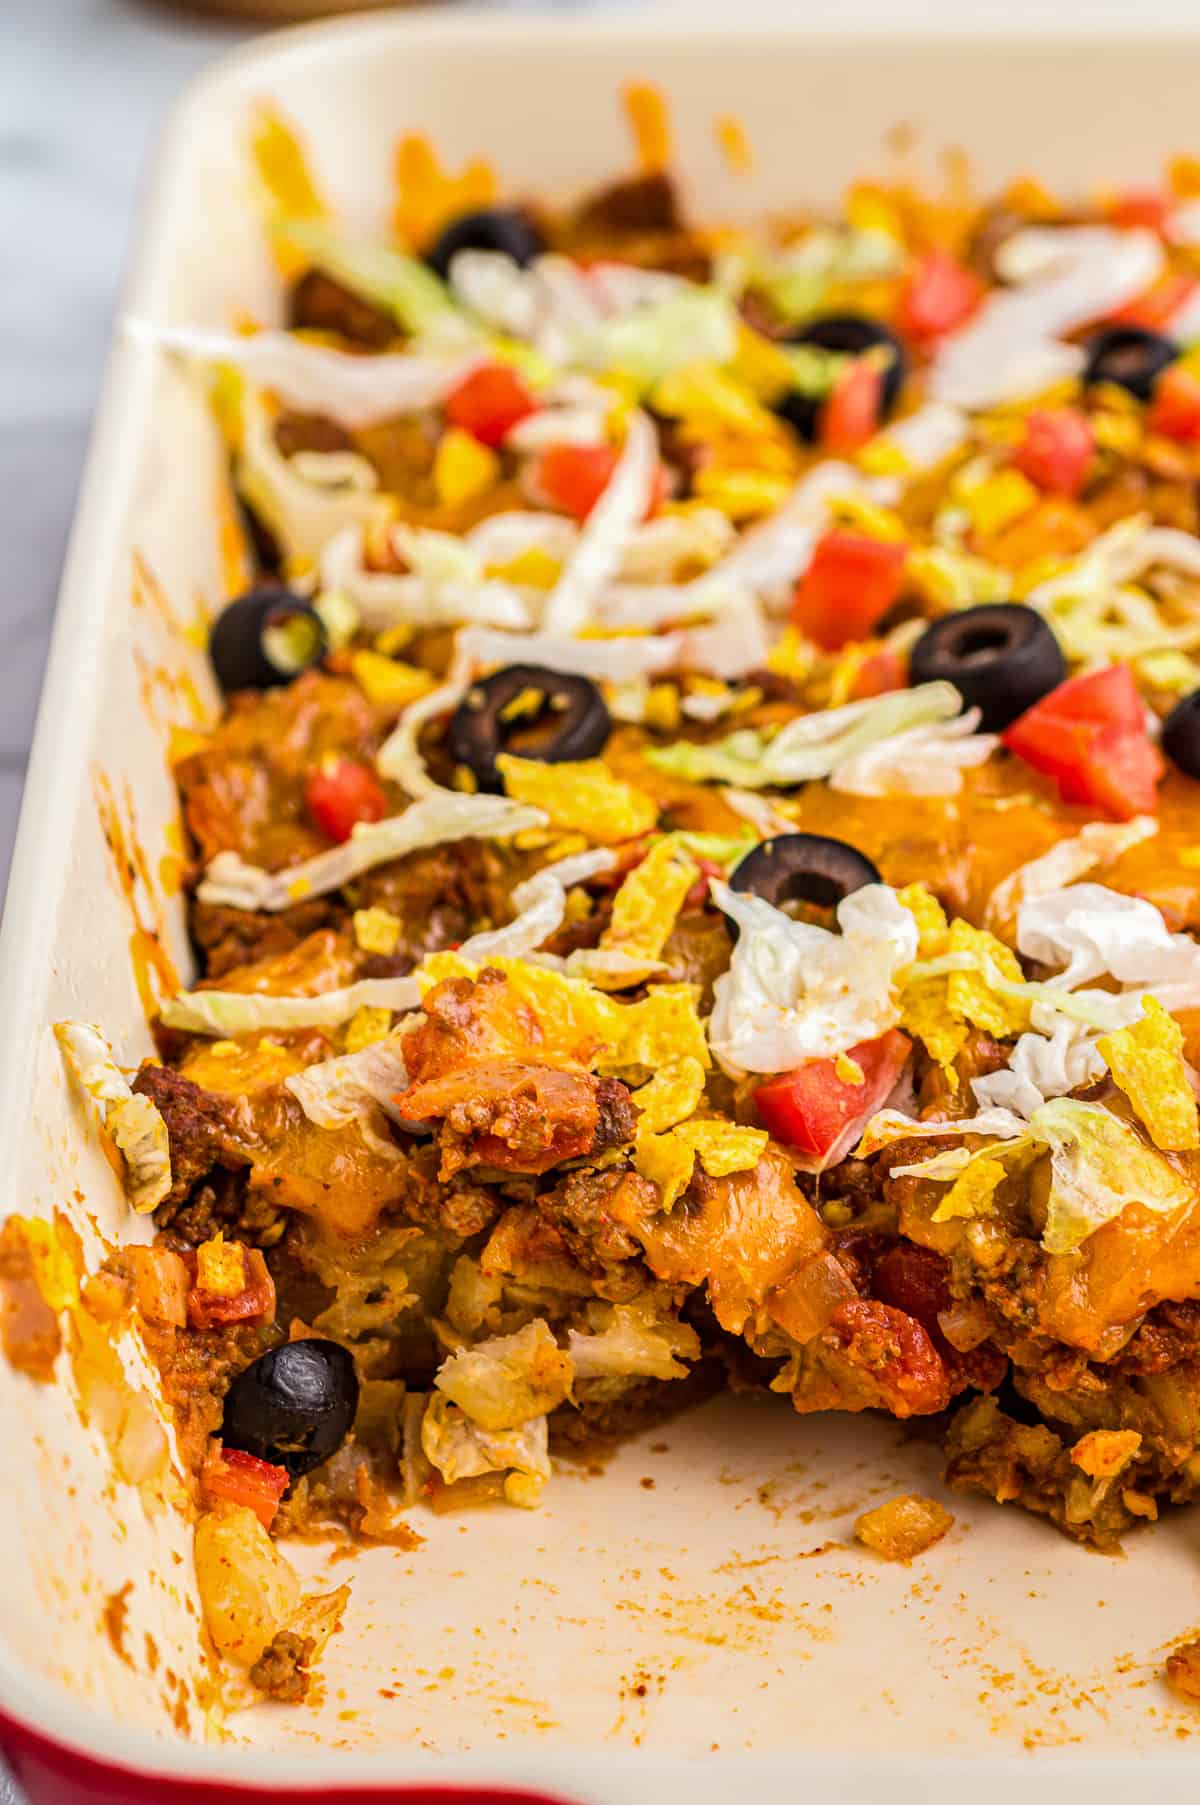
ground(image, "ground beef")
xmin=190 ymin=897 xmax=342 ymax=981
xmin=249 ymin=1630 xmax=316 ymax=1705
xmin=397 ymin=1144 xmax=501 ymax=1240
xmin=593 ymin=1077 xmax=638 ymax=1152
xmin=537 ymin=1167 xmax=656 ymax=1288
xmin=397 ymin=1060 xmax=631 ymax=1177
xmin=288 ymin=268 xmax=397 ymax=348
xmin=273 ymin=411 xmax=354 ymax=459
xmin=132 ymin=1063 xmax=253 ymax=1208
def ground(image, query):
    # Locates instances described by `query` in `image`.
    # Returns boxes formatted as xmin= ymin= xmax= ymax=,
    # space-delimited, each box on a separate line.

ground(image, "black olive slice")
xmin=728 ymin=832 xmax=882 ymax=925
xmin=908 ymin=603 xmax=1067 ymax=732
xmin=448 ymin=664 xmax=612 ymax=793
xmin=1162 ymin=688 xmax=1200 ymax=779
xmin=775 ymin=313 xmax=907 ymax=442
xmin=426 ymin=207 xmax=546 ymax=281
xmin=1083 ymin=325 xmax=1179 ymax=402
xmin=208 ymin=587 xmax=328 ymax=694
xmin=222 ymin=1340 xmax=359 ymax=1481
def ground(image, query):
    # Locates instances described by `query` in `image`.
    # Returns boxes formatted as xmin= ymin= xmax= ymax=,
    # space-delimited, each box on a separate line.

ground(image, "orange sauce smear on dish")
xmin=623 ymin=82 xmax=672 ymax=174
xmin=392 ymin=134 xmax=497 ymax=251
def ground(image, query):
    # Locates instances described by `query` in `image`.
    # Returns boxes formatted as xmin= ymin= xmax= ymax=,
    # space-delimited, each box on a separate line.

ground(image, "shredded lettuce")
xmin=159 ymin=975 xmax=422 ymax=1038
xmin=458 ymin=848 xmax=614 ymax=964
xmin=830 ymin=707 xmax=997 ymax=799
xmin=931 ymin=226 xmax=1162 ymax=410
xmin=984 ymin=818 xmax=1158 ymax=935
xmin=320 ymin=524 xmax=534 ymax=633
xmin=128 ymin=319 xmax=479 ymax=429
xmin=197 ymin=792 xmax=544 ymax=913
xmin=1016 ymin=882 xmax=1200 ymax=996
xmin=647 ymin=683 xmax=967 ymax=789
xmin=1032 ymin=1096 xmax=1192 ymax=1255
xmin=456 ymin=624 xmax=683 ymax=683
xmin=55 ymin=1022 xmax=171 ymax=1213
xmin=236 ymin=394 xmax=388 ymax=566
xmin=434 ymin=1320 xmax=573 ymax=1432
xmin=567 ymin=1297 xmax=701 ymax=1383
xmin=572 ymin=288 xmax=739 ymax=391
xmin=284 ymin=1033 xmax=412 ymax=1147
xmin=542 ymin=410 xmax=661 ymax=634
xmin=708 ymin=880 xmax=918 ymax=1074
xmin=420 ymin=1394 xmax=551 ymax=1509
xmin=273 ymin=216 xmax=463 ymax=338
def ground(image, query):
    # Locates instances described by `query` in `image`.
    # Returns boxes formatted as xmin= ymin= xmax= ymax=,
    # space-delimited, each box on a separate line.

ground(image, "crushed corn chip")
xmin=1097 ymin=996 xmax=1200 ymax=1152
xmin=652 ymin=364 xmax=778 ymax=436
xmin=844 ymin=185 xmax=904 ymax=241
xmin=854 ymin=1493 xmax=954 ymax=1562
xmin=417 ymin=955 xmax=708 ymax=1076
xmin=196 ymin=1233 xmax=246 ymax=1299
xmin=433 ymin=428 xmax=500 ymax=507
xmin=1090 ymin=410 xmax=1143 ymax=457
xmin=353 ymin=907 xmax=401 ymax=957
xmin=1070 ymin=1428 xmax=1142 ymax=1481
xmin=600 ymin=838 xmax=698 ymax=971
xmin=931 ymin=1156 xmax=1007 ymax=1223
xmin=766 ymin=625 xmax=817 ymax=683
xmin=829 ymin=495 xmax=908 ymax=542
xmin=946 ymin=920 xmax=1030 ymax=1039
xmin=728 ymin=324 xmax=795 ymax=404
xmin=351 ymin=650 xmax=436 ymax=711
xmin=835 ymin=1053 xmax=866 ymax=1085
xmin=898 ymin=884 xmax=950 ymax=957
xmin=250 ymin=107 xmax=325 ymax=278
xmin=957 ymin=468 xmax=1039 ymax=538
xmin=344 ymin=1007 xmax=393 ymax=1054
xmin=497 ymin=756 xmax=659 ymax=843
xmin=635 ymin=1119 xmax=767 ymax=1209
xmin=692 ymin=467 xmax=793 ymax=521
xmin=643 ymin=683 xmax=682 ymax=733
xmin=375 ymin=623 xmax=415 ymax=657
xmin=486 ymin=546 xmax=562 ymax=590
xmin=631 ymin=1058 xmax=708 ymax=1135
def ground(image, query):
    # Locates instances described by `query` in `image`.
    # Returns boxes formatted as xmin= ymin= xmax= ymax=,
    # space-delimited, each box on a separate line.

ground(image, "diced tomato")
xmin=1148 ymin=364 xmax=1200 ymax=443
xmin=185 ymin=1247 xmax=277 ymax=1332
xmin=848 ymin=645 xmax=907 ymax=701
xmin=1012 ymin=407 xmax=1095 ymax=498
xmin=444 ymin=362 xmax=538 ymax=448
xmin=1108 ymin=187 xmax=1173 ymax=232
xmin=819 ymin=357 xmax=885 ymax=453
xmin=1002 ymin=665 xmax=1163 ymax=820
xmin=532 ymin=442 xmax=668 ymax=522
xmin=202 ymin=1447 xmax=289 ymax=1530
xmin=1109 ymin=271 xmax=1198 ymax=331
xmin=684 ymin=857 xmax=723 ymax=911
xmin=792 ymin=529 xmax=908 ymax=652
xmin=897 ymin=249 xmax=984 ymax=341
xmin=305 ymin=757 xmax=388 ymax=844
xmin=754 ymin=1030 xmax=912 ymax=1162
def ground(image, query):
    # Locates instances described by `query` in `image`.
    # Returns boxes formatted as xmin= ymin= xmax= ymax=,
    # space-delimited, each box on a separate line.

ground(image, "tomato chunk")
xmin=305 ymin=757 xmax=388 ymax=844
xmin=820 ymin=357 xmax=885 ymax=453
xmin=1012 ymin=408 xmax=1094 ymax=498
xmin=754 ymin=1030 xmax=912 ymax=1162
xmin=532 ymin=442 xmax=667 ymax=521
xmin=202 ymin=1447 xmax=289 ymax=1530
xmin=1002 ymin=665 xmax=1163 ymax=819
xmin=1149 ymin=364 xmax=1200 ymax=443
xmin=792 ymin=529 xmax=908 ymax=651
xmin=444 ymin=362 xmax=538 ymax=448
xmin=1107 ymin=187 xmax=1172 ymax=232
xmin=897 ymin=249 xmax=983 ymax=340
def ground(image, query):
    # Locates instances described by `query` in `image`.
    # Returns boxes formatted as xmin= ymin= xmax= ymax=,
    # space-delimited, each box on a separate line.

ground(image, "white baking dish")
xmin=8 ymin=12 xmax=1200 ymax=1800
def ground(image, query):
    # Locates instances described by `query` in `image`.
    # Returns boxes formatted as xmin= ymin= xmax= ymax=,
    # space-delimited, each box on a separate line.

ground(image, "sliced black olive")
xmin=448 ymin=663 xmax=612 ymax=793
xmin=209 ymin=587 xmax=327 ymax=693
xmin=728 ymin=833 xmax=882 ymax=926
xmin=775 ymin=313 xmax=907 ymax=442
xmin=1162 ymin=688 xmax=1200 ymax=779
xmin=222 ymin=1340 xmax=359 ymax=1481
xmin=908 ymin=603 xmax=1067 ymax=732
xmin=1083 ymin=325 xmax=1179 ymax=402
xmin=426 ymin=207 xmax=546 ymax=281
